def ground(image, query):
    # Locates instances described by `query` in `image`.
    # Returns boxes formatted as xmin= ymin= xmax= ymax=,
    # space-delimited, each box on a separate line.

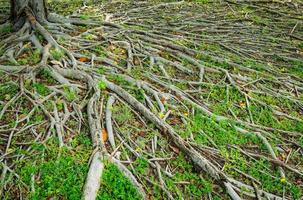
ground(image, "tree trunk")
xmin=10 ymin=0 xmax=48 ymax=29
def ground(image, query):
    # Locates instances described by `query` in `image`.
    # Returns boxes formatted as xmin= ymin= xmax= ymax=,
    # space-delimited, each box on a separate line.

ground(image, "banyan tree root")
xmin=1 ymin=0 xmax=302 ymax=199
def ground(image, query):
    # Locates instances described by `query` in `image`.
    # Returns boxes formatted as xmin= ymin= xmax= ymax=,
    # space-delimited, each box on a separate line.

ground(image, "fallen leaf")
xmin=101 ymin=128 xmax=108 ymax=142
xmin=277 ymin=155 xmax=284 ymax=161
xmin=134 ymin=57 xmax=140 ymax=65
xmin=160 ymin=96 xmax=166 ymax=104
xmin=78 ymin=57 xmax=89 ymax=62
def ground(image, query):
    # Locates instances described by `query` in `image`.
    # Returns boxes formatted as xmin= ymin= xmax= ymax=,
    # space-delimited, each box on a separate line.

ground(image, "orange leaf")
xmin=78 ymin=57 xmax=89 ymax=62
xmin=160 ymin=96 xmax=166 ymax=103
xmin=101 ymin=128 xmax=108 ymax=142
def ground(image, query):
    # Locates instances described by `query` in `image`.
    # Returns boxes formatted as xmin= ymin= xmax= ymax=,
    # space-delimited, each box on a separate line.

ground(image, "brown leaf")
xmin=78 ymin=57 xmax=89 ymax=62
xmin=101 ymin=128 xmax=108 ymax=142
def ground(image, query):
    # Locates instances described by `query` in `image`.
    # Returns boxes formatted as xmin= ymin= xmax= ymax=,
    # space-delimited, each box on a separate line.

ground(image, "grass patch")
xmin=7 ymin=134 xmax=92 ymax=199
xmin=97 ymin=163 xmax=142 ymax=200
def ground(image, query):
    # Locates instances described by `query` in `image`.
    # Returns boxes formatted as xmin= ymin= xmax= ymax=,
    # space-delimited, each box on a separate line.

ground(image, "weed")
xmin=50 ymin=48 xmax=64 ymax=60
xmin=33 ymin=83 xmax=50 ymax=96
xmin=18 ymin=49 xmax=41 ymax=65
xmin=0 ymin=24 xmax=12 ymax=34
xmin=79 ymin=14 xmax=89 ymax=20
xmin=97 ymin=67 xmax=106 ymax=75
xmin=0 ymin=82 xmax=19 ymax=101
xmin=63 ymin=86 xmax=78 ymax=102
xmin=12 ymin=136 xmax=91 ymax=199
xmin=97 ymin=163 xmax=141 ymax=200
xmin=133 ymin=157 xmax=149 ymax=175
xmin=195 ymin=0 xmax=209 ymax=4
xmin=98 ymin=80 xmax=107 ymax=90
xmin=113 ymin=105 xmax=134 ymax=125
xmin=82 ymin=33 xmax=95 ymax=40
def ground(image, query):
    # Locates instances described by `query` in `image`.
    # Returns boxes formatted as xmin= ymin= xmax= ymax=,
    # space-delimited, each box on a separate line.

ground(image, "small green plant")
xmin=33 ymin=83 xmax=50 ymax=96
xmin=97 ymin=163 xmax=142 ymax=200
xmin=63 ymin=86 xmax=77 ymax=102
xmin=98 ymin=80 xmax=107 ymax=90
xmin=131 ymin=87 xmax=145 ymax=102
xmin=79 ymin=14 xmax=90 ymax=20
xmin=112 ymin=105 xmax=134 ymax=125
xmin=50 ymin=48 xmax=64 ymax=60
xmin=83 ymin=33 xmax=95 ymax=40
xmin=93 ymin=46 xmax=106 ymax=57
xmin=31 ymin=49 xmax=41 ymax=63
xmin=130 ymin=68 xmax=143 ymax=79
xmin=195 ymin=0 xmax=209 ymax=4
xmin=13 ymin=136 xmax=91 ymax=199
xmin=97 ymin=67 xmax=106 ymax=75
xmin=0 ymin=82 xmax=19 ymax=101
xmin=108 ymin=74 xmax=128 ymax=85
xmin=133 ymin=157 xmax=149 ymax=175
xmin=17 ymin=49 xmax=41 ymax=65
xmin=0 ymin=24 xmax=12 ymax=34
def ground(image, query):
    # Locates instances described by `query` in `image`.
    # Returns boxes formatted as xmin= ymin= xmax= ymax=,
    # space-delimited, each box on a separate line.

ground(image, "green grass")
xmin=17 ymin=49 xmax=41 ymax=65
xmin=288 ymin=60 xmax=303 ymax=78
xmin=33 ymin=83 xmax=50 ymax=96
xmin=0 ymin=82 xmax=19 ymax=101
xmin=63 ymin=86 xmax=78 ymax=102
xmin=97 ymin=163 xmax=142 ymax=200
xmin=5 ymin=134 xmax=92 ymax=200
xmin=184 ymin=112 xmax=302 ymax=199
xmin=167 ymin=153 xmax=215 ymax=200
xmin=0 ymin=24 xmax=12 ymax=34
xmin=98 ymin=80 xmax=107 ymax=90
xmin=50 ymin=48 xmax=65 ymax=61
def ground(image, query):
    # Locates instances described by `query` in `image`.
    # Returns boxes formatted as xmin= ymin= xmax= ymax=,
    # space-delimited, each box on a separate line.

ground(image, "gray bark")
xmin=11 ymin=0 xmax=48 ymax=29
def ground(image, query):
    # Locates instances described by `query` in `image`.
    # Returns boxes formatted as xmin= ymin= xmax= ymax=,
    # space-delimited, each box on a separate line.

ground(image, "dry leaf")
xmin=78 ymin=57 xmax=89 ymax=62
xmin=101 ymin=128 xmax=108 ymax=142
xmin=160 ymin=96 xmax=166 ymax=104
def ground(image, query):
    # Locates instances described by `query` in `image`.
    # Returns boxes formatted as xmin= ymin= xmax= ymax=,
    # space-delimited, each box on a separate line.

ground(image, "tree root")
xmin=1 ymin=1 xmax=302 ymax=199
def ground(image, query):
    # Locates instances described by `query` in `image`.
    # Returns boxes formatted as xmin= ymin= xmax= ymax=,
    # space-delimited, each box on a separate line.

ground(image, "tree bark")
xmin=10 ymin=0 xmax=48 ymax=29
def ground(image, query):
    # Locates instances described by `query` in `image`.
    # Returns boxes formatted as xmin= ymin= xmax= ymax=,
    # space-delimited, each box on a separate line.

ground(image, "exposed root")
xmin=1 ymin=0 xmax=303 ymax=199
xmin=83 ymin=151 xmax=104 ymax=200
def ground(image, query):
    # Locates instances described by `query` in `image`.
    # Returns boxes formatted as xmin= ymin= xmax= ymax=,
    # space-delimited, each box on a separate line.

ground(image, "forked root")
xmin=1 ymin=1 xmax=301 ymax=199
